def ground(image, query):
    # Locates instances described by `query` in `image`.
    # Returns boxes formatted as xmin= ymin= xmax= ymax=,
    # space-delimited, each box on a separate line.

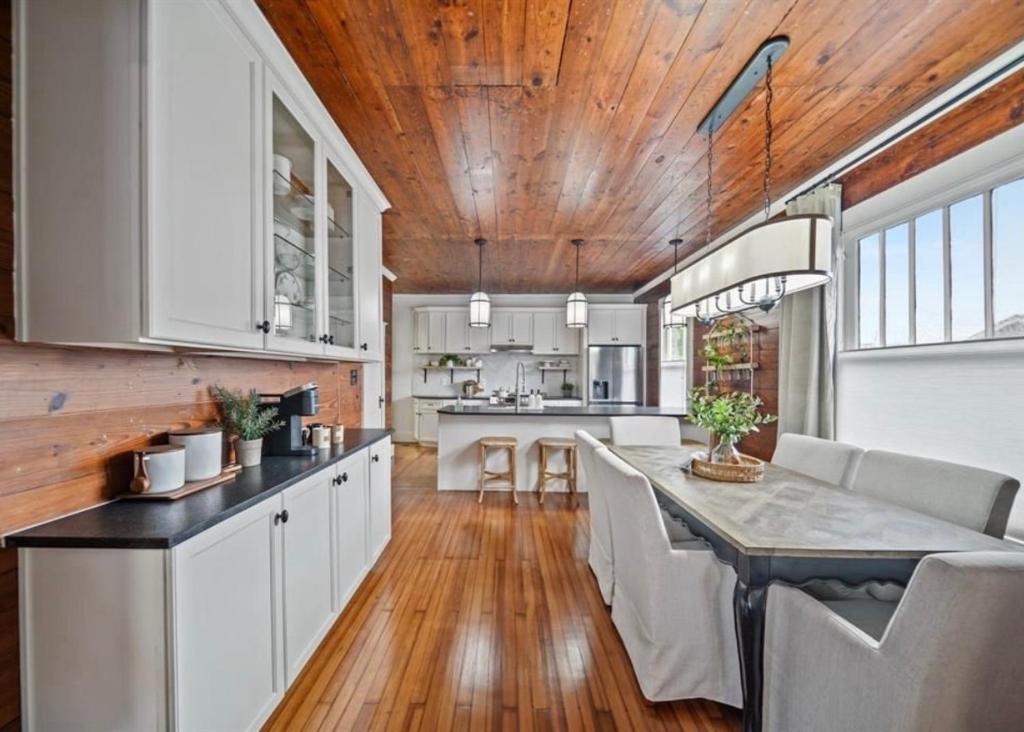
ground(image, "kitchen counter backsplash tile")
xmin=413 ymin=352 xmax=580 ymax=399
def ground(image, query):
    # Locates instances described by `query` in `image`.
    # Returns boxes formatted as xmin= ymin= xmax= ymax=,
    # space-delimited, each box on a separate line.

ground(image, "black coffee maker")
xmin=263 ymin=382 xmax=319 ymax=457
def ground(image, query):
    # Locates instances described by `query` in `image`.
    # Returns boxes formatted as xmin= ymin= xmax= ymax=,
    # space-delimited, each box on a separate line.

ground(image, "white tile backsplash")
xmin=412 ymin=352 xmax=580 ymax=399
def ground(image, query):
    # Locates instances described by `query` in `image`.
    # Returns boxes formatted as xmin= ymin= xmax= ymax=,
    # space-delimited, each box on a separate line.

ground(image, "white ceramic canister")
xmin=136 ymin=445 xmax=186 ymax=493
xmin=169 ymin=427 xmax=223 ymax=481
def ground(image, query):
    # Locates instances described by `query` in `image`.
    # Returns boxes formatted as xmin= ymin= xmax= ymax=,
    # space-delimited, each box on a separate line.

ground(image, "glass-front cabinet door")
xmin=324 ymin=155 xmax=356 ymax=353
xmin=267 ymin=87 xmax=323 ymax=355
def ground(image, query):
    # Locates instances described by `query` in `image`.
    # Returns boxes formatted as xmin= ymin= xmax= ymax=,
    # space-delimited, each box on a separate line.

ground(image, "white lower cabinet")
xmin=18 ymin=440 xmax=392 ymax=732
xmin=333 ymin=451 xmax=369 ymax=609
xmin=281 ymin=473 xmax=335 ymax=684
xmin=369 ymin=437 xmax=393 ymax=560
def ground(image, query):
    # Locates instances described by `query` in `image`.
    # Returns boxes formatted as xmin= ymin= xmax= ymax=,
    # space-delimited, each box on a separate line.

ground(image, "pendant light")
xmin=662 ymin=238 xmax=687 ymax=330
xmin=670 ymin=38 xmax=832 ymax=324
xmin=566 ymin=239 xmax=588 ymax=328
xmin=469 ymin=238 xmax=491 ymax=328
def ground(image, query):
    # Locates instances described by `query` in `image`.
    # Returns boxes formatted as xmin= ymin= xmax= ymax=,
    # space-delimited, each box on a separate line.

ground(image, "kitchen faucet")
xmin=514 ymin=361 xmax=526 ymax=413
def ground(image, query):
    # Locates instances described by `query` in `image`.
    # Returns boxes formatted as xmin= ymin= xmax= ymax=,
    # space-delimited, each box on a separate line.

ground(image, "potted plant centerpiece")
xmin=688 ymin=386 xmax=776 ymax=465
xmin=211 ymin=386 xmax=284 ymax=468
xmin=561 ymin=381 xmax=576 ymax=399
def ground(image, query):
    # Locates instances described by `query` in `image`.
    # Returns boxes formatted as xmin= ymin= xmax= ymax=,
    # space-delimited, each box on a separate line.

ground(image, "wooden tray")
xmin=122 ymin=464 xmax=242 ymax=501
xmin=691 ymin=453 xmax=765 ymax=483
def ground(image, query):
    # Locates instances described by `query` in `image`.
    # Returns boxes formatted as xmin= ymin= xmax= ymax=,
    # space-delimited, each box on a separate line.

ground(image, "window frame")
xmin=843 ymin=156 xmax=1024 ymax=352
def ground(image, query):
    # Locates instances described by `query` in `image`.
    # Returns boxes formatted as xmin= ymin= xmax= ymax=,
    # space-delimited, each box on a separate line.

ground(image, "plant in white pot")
xmin=211 ymin=386 xmax=284 ymax=468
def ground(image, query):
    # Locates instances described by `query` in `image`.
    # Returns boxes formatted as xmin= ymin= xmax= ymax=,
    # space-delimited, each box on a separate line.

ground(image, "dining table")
xmin=608 ymin=444 xmax=1021 ymax=732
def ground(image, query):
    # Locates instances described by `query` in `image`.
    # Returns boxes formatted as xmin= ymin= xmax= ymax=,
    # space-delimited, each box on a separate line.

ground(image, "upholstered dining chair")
xmin=850 ymin=450 xmax=1019 ymax=538
xmin=764 ymin=551 xmax=1024 ymax=732
xmin=575 ymin=430 xmax=613 ymax=605
xmin=595 ymin=448 xmax=741 ymax=705
xmin=608 ymin=416 xmax=681 ymax=446
xmin=771 ymin=433 xmax=864 ymax=488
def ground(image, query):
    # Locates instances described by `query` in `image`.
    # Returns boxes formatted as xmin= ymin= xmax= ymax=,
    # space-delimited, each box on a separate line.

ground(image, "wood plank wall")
xmin=690 ymin=311 xmax=780 ymax=462
xmin=0 ymin=4 xmax=364 ymax=726
xmin=645 ymin=301 xmax=660 ymax=406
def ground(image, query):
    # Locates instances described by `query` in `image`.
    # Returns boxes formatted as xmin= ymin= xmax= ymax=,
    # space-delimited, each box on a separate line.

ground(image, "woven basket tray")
xmin=691 ymin=453 xmax=765 ymax=483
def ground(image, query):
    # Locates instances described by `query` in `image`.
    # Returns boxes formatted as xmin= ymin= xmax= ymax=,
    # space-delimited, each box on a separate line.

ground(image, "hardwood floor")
xmin=265 ymin=444 xmax=741 ymax=731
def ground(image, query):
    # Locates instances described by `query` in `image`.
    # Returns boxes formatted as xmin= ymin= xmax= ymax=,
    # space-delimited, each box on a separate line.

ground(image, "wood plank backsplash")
xmin=0 ymin=4 xmax=362 ymax=726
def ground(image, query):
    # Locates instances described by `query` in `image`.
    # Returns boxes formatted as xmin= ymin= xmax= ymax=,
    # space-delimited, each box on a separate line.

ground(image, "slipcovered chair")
xmin=850 ymin=450 xmax=1019 ymax=538
xmin=771 ymin=433 xmax=864 ymax=488
xmin=608 ymin=416 xmax=681 ymax=446
xmin=764 ymin=551 xmax=1024 ymax=732
xmin=595 ymin=448 xmax=741 ymax=705
xmin=575 ymin=430 xmax=613 ymax=604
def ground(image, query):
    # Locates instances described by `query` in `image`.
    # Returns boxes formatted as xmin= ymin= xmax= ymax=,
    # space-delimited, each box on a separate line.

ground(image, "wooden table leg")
xmin=509 ymin=445 xmax=518 ymax=505
xmin=538 ymin=444 xmax=547 ymax=504
xmin=477 ymin=443 xmax=485 ymax=503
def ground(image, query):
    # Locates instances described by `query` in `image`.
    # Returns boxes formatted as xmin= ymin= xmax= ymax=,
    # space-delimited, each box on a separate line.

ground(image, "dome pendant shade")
xmin=566 ymin=239 xmax=588 ymax=328
xmin=469 ymin=238 xmax=491 ymax=327
xmin=670 ymin=214 xmax=833 ymax=319
xmin=566 ymin=291 xmax=588 ymax=328
xmin=469 ymin=291 xmax=491 ymax=328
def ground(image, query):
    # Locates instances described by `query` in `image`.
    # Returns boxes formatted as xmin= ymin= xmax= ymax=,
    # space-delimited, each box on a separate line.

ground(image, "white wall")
xmin=837 ymin=125 xmax=1024 ymax=539
xmin=392 ymin=293 xmax=635 ymax=442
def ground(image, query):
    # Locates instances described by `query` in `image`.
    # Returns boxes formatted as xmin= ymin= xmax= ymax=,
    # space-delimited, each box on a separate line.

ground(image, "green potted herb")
xmin=687 ymin=386 xmax=776 ymax=464
xmin=211 ymin=386 xmax=284 ymax=467
xmin=438 ymin=353 xmax=465 ymax=367
xmin=560 ymin=381 xmax=575 ymax=398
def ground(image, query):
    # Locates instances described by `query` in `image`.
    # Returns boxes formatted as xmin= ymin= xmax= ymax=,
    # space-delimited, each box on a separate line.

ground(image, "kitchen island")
xmin=437 ymin=405 xmax=688 ymax=496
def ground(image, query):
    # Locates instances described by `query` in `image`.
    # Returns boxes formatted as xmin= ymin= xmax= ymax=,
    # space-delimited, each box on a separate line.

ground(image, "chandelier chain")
xmin=705 ymin=128 xmax=714 ymax=248
xmin=763 ymin=56 xmax=774 ymax=221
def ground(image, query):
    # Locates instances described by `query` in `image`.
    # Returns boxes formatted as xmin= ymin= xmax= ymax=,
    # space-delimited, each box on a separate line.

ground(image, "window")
xmin=852 ymin=175 xmax=1024 ymax=349
xmin=659 ymin=297 xmax=687 ymax=408
xmin=661 ymin=297 xmax=687 ymax=362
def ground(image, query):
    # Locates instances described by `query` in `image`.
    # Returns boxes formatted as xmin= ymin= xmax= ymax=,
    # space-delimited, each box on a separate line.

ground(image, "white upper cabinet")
xmin=147 ymin=0 xmax=265 ymax=350
xmin=492 ymin=310 xmax=534 ymax=346
xmin=444 ymin=311 xmax=471 ymax=353
xmin=14 ymin=0 xmax=388 ymax=361
xmin=588 ymin=307 xmax=645 ymax=345
xmin=413 ymin=310 xmax=446 ymax=353
xmin=532 ymin=310 xmax=580 ymax=355
xmin=355 ymin=188 xmax=384 ymax=358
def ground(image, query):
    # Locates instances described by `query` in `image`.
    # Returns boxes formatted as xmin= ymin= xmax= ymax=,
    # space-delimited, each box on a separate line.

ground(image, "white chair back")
xmin=851 ymin=450 xmax=1019 ymax=537
xmin=608 ymin=416 xmax=681 ymax=446
xmin=575 ymin=430 xmax=613 ymax=604
xmin=772 ymin=433 xmax=863 ymax=488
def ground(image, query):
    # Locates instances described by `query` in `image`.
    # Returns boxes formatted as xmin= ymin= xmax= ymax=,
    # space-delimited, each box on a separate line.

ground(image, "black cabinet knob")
xmin=319 ymin=334 xmax=329 ymax=343
xmin=341 ymin=472 xmax=348 ymax=482
xmin=360 ymin=343 xmax=369 ymax=351
xmin=274 ymin=509 xmax=290 ymax=524
xmin=256 ymin=320 xmax=270 ymax=333
xmin=372 ymin=454 xmax=380 ymax=463
xmin=328 ymin=335 xmax=335 ymax=345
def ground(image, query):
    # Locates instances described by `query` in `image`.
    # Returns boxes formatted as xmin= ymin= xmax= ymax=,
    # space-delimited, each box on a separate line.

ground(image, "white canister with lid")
xmin=169 ymin=427 xmax=223 ymax=481
xmin=136 ymin=445 xmax=186 ymax=493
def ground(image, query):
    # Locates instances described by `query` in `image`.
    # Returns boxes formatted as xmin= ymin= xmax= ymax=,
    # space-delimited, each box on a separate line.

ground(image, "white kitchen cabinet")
xmin=413 ymin=310 xmax=447 ymax=353
xmin=281 ymin=472 xmax=335 ymax=684
xmin=355 ymin=188 xmax=384 ymax=358
xmin=332 ymin=452 xmax=369 ymax=609
xmin=368 ymin=437 xmax=393 ymax=560
xmin=415 ymin=399 xmax=441 ymax=444
xmin=588 ymin=307 xmax=645 ymax=345
xmin=173 ymin=496 xmax=284 ymax=732
xmin=492 ymin=310 xmax=534 ymax=346
xmin=445 ymin=310 xmax=471 ymax=352
xmin=15 ymin=0 xmax=388 ymax=362
xmin=17 ymin=438 xmax=393 ymax=732
xmin=532 ymin=310 xmax=580 ymax=355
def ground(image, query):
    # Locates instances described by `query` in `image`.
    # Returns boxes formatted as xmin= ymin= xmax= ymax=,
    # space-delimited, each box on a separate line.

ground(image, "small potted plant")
xmin=561 ymin=381 xmax=575 ymax=398
xmin=211 ymin=386 xmax=284 ymax=468
xmin=687 ymin=386 xmax=776 ymax=464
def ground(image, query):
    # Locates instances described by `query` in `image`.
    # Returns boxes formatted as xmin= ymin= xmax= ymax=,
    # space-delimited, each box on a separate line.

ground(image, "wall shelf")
xmin=421 ymin=366 xmax=482 ymax=384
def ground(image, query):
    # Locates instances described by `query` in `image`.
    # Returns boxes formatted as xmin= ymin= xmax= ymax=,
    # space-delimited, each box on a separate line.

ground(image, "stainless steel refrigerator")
xmin=588 ymin=345 xmax=643 ymax=404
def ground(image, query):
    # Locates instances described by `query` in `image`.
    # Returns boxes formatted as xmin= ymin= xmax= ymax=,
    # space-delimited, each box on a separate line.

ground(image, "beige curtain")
xmin=778 ymin=183 xmax=841 ymax=439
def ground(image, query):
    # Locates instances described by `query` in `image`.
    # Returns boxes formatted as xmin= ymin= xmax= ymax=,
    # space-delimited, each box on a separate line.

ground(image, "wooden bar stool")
xmin=478 ymin=436 xmax=518 ymax=504
xmin=538 ymin=438 xmax=578 ymax=504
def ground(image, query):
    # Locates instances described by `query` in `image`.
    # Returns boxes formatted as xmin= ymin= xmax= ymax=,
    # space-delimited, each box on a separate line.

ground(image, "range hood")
xmin=490 ymin=343 xmax=534 ymax=353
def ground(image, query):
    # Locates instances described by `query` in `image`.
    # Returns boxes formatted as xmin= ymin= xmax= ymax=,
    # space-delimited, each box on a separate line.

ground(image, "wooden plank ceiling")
xmin=257 ymin=0 xmax=1024 ymax=293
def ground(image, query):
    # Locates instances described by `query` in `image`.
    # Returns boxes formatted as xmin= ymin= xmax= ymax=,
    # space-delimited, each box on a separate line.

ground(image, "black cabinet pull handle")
xmin=256 ymin=320 xmax=270 ymax=333
xmin=274 ymin=510 xmax=289 ymax=524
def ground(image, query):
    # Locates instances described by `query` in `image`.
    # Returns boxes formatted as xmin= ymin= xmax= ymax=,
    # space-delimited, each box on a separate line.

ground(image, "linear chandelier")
xmin=670 ymin=36 xmax=833 ymax=324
